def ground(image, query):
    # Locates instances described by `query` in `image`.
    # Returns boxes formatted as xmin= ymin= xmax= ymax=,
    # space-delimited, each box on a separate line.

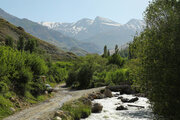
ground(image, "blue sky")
xmin=0 ymin=0 xmax=152 ymax=24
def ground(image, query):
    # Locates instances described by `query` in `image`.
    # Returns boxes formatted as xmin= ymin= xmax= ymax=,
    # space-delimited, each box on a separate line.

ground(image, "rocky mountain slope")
xmin=0 ymin=18 xmax=76 ymax=60
xmin=0 ymin=8 xmax=101 ymax=54
xmin=40 ymin=16 xmax=145 ymax=49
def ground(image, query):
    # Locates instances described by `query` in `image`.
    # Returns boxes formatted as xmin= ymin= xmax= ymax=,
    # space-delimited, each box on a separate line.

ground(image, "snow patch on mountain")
xmin=39 ymin=17 xmax=145 ymax=49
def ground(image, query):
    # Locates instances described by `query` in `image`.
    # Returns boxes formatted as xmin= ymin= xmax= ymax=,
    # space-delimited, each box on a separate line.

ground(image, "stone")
xmin=117 ymin=96 xmax=123 ymax=99
xmin=54 ymin=110 xmax=66 ymax=118
xmin=103 ymin=88 xmax=113 ymax=98
xmin=116 ymin=105 xmax=128 ymax=110
xmin=92 ymin=103 xmax=103 ymax=113
xmin=54 ymin=116 xmax=62 ymax=120
xmin=9 ymin=97 xmax=16 ymax=102
xmin=121 ymin=98 xmax=129 ymax=102
xmin=128 ymin=97 xmax=139 ymax=102
xmin=120 ymin=97 xmax=139 ymax=103
xmin=114 ymin=93 xmax=120 ymax=97
xmin=45 ymin=91 xmax=48 ymax=95
xmin=10 ymin=107 xmax=16 ymax=112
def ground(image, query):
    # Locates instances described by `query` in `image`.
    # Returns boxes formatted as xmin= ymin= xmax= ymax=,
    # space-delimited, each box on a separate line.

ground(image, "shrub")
xmin=108 ymin=54 xmax=124 ymax=67
xmin=105 ymin=69 xmax=129 ymax=85
xmin=13 ymin=68 xmax=33 ymax=95
xmin=29 ymin=80 xmax=46 ymax=97
xmin=0 ymin=95 xmax=13 ymax=119
xmin=0 ymin=82 xmax=8 ymax=93
xmin=61 ymin=98 xmax=91 ymax=120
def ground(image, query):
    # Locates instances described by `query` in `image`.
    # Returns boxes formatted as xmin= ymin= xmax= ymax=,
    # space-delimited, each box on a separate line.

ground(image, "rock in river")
xmin=92 ymin=103 xmax=103 ymax=113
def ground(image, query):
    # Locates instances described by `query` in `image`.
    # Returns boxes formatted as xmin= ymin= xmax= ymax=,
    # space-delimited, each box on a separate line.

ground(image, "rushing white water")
xmin=82 ymin=92 xmax=153 ymax=120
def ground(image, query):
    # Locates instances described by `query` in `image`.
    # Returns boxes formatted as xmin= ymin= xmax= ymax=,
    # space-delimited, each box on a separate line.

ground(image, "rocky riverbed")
xmin=82 ymin=92 xmax=153 ymax=120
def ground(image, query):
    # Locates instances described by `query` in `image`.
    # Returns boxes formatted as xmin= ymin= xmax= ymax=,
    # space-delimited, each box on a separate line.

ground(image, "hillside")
xmin=0 ymin=18 xmax=76 ymax=60
xmin=40 ymin=17 xmax=145 ymax=49
xmin=0 ymin=8 xmax=101 ymax=54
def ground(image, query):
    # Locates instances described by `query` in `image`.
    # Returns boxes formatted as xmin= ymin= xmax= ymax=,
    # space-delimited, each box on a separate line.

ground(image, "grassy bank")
xmin=54 ymin=97 xmax=92 ymax=120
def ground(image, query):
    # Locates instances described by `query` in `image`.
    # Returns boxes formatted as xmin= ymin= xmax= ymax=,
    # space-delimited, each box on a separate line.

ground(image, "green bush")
xmin=108 ymin=54 xmax=124 ymax=67
xmin=0 ymin=46 xmax=48 ymax=96
xmin=0 ymin=95 xmax=13 ymax=119
xmin=29 ymin=80 xmax=46 ymax=97
xmin=105 ymin=69 xmax=129 ymax=85
xmin=61 ymin=98 xmax=91 ymax=120
xmin=0 ymin=82 xmax=8 ymax=93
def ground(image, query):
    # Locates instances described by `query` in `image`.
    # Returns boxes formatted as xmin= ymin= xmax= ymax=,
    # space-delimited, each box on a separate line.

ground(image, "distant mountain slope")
xmin=40 ymin=16 xmax=145 ymax=49
xmin=0 ymin=8 xmax=101 ymax=54
xmin=0 ymin=18 xmax=77 ymax=60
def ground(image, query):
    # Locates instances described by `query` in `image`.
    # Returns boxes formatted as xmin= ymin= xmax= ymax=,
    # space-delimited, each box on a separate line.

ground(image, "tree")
xmin=17 ymin=36 xmax=25 ymax=51
xmin=107 ymin=50 xmax=110 ymax=56
xmin=5 ymin=36 xmax=13 ymax=48
xmin=131 ymin=0 xmax=180 ymax=119
xmin=25 ymin=38 xmax=37 ymax=53
xmin=102 ymin=45 xmax=108 ymax=57
xmin=108 ymin=54 xmax=124 ymax=67
xmin=115 ymin=44 xmax=119 ymax=55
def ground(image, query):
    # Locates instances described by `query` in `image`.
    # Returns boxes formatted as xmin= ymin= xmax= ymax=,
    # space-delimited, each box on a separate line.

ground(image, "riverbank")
xmin=4 ymin=84 xmax=104 ymax=120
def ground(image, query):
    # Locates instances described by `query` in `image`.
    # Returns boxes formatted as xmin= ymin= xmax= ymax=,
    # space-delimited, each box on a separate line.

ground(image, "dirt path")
xmin=4 ymin=84 xmax=105 ymax=120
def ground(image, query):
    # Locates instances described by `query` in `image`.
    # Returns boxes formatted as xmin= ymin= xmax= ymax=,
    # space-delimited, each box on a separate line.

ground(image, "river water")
xmin=82 ymin=92 xmax=153 ymax=120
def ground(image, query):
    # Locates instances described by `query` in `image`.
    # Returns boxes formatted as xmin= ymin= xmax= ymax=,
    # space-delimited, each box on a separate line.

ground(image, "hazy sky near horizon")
xmin=0 ymin=0 xmax=152 ymax=24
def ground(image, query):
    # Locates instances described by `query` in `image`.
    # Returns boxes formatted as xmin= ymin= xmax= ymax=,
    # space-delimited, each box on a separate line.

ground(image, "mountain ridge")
xmin=39 ymin=16 xmax=145 ymax=49
xmin=0 ymin=8 xmax=101 ymax=54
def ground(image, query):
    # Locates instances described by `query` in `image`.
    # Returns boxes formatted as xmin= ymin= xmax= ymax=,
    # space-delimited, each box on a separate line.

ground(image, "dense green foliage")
xmin=66 ymin=53 xmax=130 ymax=89
xmin=0 ymin=46 xmax=72 ymax=118
xmin=129 ymin=0 xmax=180 ymax=119
xmin=5 ymin=36 xmax=13 ymax=48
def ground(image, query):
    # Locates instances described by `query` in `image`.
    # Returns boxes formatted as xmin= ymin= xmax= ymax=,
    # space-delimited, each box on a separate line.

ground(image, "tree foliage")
xmin=129 ymin=0 xmax=180 ymax=119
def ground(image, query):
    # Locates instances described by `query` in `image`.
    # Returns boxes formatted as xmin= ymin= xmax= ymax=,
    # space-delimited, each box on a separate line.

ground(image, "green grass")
xmin=0 ymin=95 xmax=13 ymax=120
xmin=60 ymin=97 xmax=91 ymax=120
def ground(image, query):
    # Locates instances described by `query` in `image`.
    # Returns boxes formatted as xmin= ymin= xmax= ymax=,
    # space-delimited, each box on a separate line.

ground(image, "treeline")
xmin=128 ymin=0 xmax=180 ymax=119
xmin=4 ymin=35 xmax=40 ymax=53
xmin=66 ymin=45 xmax=130 ymax=89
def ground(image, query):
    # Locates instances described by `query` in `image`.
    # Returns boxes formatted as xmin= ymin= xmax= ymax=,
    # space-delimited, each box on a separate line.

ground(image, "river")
xmin=82 ymin=92 xmax=153 ymax=120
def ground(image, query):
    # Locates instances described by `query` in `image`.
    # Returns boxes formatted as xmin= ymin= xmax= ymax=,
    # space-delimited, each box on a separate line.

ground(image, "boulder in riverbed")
xmin=121 ymin=97 xmax=139 ymax=103
xmin=128 ymin=97 xmax=139 ymax=102
xmin=103 ymin=88 xmax=113 ymax=98
xmin=92 ymin=103 xmax=103 ymax=113
xmin=116 ymin=105 xmax=128 ymax=110
xmin=121 ymin=98 xmax=129 ymax=102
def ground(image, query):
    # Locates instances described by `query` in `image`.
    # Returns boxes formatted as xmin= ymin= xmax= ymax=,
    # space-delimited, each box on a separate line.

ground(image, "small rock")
xmin=9 ymin=97 xmax=16 ymax=102
xmin=114 ymin=93 xmax=120 ymax=97
xmin=128 ymin=97 xmax=139 ymax=102
xmin=45 ymin=91 xmax=48 ymax=94
xmin=121 ymin=98 xmax=129 ymax=102
xmin=117 ymin=96 xmax=123 ymax=99
xmin=55 ymin=110 xmax=66 ymax=118
xmin=121 ymin=97 xmax=139 ymax=103
xmin=116 ymin=105 xmax=128 ymax=110
xmin=10 ymin=107 xmax=16 ymax=112
xmin=92 ymin=103 xmax=103 ymax=113
xmin=54 ymin=116 xmax=62 ymax=120
xmin=103 ymin=88 xmax=113 ymax=98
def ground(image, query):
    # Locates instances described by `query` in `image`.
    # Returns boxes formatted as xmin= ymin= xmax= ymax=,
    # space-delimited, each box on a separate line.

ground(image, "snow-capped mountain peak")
xmin=39 ymin=17 xmax=145 ymax=49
